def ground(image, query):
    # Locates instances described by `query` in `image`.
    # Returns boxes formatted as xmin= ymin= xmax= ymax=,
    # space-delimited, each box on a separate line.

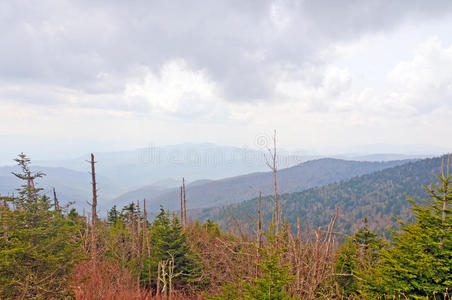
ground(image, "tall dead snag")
xmin=265 ymin=130 xmax=279 ymax=232
xmin=52 ymin=187 xmax=60 ymax=211
xmin=136 ymin=200 xmax=141 ymax=255
xmin=256 ymin=191 xmax=263 ymax=277
xmin=136 ymin=200 xmax=142 ymax=288
xmin=143 ymin=199 xmax=152 ymax=288
xmin=89 ymin=153 xmax=98 ymax=258
xmin=142 ymin=199 xmax=147 ymax=254
xmin=297 ymin=213 xmax=301 ymax=241
xmin=183 ymin=177 xmax=187 ymax=227
xmin=257 ymin=192 xmax=262 ymax=248
xmin=157 ymin=263 xmax=161 ymax=297
xmin=180 ymin=185 xmax=184 ymax=226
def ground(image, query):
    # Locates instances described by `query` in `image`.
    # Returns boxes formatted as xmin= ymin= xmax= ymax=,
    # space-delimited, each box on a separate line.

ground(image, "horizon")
xmin=0 ymin=139 xmax=450 ymax=166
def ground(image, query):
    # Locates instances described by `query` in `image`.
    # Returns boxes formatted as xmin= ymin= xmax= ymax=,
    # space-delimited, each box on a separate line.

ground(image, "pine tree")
xmin=362 ymin=157 xmax=452 ymax=298
xmin=335 ymin=218 xmax=384 ymax=297
xmin=243 ymin=228 xmax=295 ymax=300
xmin=142 ymin=207 xmax=205 ymax=293
xmin=107 ymin=205 xmax=120 ymax=224
xmin=0 ymin=153 xmax=83 ymax=298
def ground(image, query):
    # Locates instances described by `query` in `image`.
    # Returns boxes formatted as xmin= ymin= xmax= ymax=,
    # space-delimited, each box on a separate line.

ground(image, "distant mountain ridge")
xmin=0 ymin=165 xmax=120 ymax=211
xmin=112 ymin=158 xmax=414 ymax=212
xmin=193 ymin=156 xmax=445 ymax=236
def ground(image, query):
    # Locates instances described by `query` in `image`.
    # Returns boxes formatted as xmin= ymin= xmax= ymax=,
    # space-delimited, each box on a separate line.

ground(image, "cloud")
xmin=124 ymin=60 xmax=223 ymax=118
xmin=1 ymin=0 xmax=452 ymax=108
xmin=338 ymin=37 xmax=452 ymax=117
xmin=387 ymin=37 xmax=452 ymax=113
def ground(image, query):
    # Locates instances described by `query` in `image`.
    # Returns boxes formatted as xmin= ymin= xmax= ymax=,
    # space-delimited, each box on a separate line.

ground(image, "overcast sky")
xmin=2 ymin=0 xmax=452 ymax=162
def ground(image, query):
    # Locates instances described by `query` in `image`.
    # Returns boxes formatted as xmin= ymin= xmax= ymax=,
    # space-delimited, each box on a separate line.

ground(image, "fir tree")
xmin=335 ymin=218 xmax=384 ymax=297
xmin=0 ymin=153 xmax=83 ymax=298
xmin=142 ymin=207 xmax=205 ymax=292
xmin=362 ymin=157 xmax=452 ymax=298
xmin=107 ymin=205 xmax=120 ymax=224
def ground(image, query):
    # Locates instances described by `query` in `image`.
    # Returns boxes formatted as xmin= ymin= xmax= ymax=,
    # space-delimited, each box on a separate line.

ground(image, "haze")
xmin=2 ymin=1 xmax=452 ymax=163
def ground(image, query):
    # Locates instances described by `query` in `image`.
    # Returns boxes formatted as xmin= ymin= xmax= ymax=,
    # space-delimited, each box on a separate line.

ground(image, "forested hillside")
xmin=1 ymin=153 xmax=451 ymax=299
xmin=117 ymin=158 xmax=412 ymax=212
xmin=194 ymin=156 xmax=444 ymax=236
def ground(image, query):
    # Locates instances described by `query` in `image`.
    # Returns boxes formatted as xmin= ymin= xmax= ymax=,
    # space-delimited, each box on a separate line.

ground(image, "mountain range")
xmin=0 ymin=144 xmax=439 ymax=217
xmin=192 ymin=156 xmax=446 ymax=236
xmin=117 ymin=158 xmax=413 ymax=212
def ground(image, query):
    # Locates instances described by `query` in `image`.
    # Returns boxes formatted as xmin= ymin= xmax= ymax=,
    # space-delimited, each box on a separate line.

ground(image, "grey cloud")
xmin=1 ymin=0 xmax=452 ymax=105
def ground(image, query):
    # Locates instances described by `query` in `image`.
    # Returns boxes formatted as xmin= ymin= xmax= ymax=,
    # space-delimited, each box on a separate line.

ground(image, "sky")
xmin=2 ymin=0 xmax=452 ymax=163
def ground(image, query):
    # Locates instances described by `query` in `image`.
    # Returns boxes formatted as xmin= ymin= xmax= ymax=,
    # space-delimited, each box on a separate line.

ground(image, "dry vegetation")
xmin=2 ymin=147 xmax=451 ymax=299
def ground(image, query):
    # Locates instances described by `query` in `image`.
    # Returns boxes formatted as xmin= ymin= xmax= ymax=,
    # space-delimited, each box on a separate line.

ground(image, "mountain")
xmin=113 ymin=158 xmax=413 ymax=212
xmin=34 ymin=143 xmax=314 ymax=191
xmin=111 ymin=184 xmax=172 ymax=208
xmin=31 ymin=143 xmax=430 ymax=194
xmin=193 ymin=156 xmax=445 ymax=236
xmin=0 ymin=166 xmax=119 ymax=211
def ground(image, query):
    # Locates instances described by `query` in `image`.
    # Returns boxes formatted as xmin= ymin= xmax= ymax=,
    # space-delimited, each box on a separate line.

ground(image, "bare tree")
xmin=265 ymin=130 xmax=279 ymax=232
xmin=89 ymin=153 xmax=98 ymax=259
xmin=52 ymin=187 xmax=60 ymax=211
xmin=180 ymin=185 xmax=184 ymax=226
xmin=183 ymin=177 xmax=187 ymax=227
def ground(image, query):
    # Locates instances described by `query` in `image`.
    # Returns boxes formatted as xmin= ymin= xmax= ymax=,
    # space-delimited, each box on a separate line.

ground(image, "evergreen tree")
xmin=362 ymin=158 xmax=452 ymax=298
xmin=0 ymin=153 xmax=83 ymax=298
xmin=243 ymin=228 xmax=295 ymax=300
xmin=107 ymin=205 xmax=120 ymax=224
xmin=335 ymin=218 xmax=384 ymax=297
xmin=142 ymin=207 xmax=205 ymax=292
xmin=121 ymin=202 xmax=138 ymax=224
xmin=203 ymin=219 xmax=221 ymax=236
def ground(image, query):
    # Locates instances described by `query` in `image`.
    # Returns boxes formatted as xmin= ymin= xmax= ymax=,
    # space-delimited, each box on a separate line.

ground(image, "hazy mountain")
xmin=30 ymin=143 xmax=432 ymax=193
xmin=33 ymin=143 xmax=311 ymax=191
xmin=114 ymin=158 xmax=413 ymax=212
xmin=1 ymin=143 xmax=437 ymax=214
xmin=193 ymin=156 xmax=445 ymax=237
xmin=111 ymin=184 xmax=172 ymax=209
xmin=0 ymin=166 xmax=119 ymax=211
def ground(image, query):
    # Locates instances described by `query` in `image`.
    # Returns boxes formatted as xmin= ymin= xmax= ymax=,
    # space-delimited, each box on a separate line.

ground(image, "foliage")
xmin=107 ymin=205 xmax=120 ymax=224
xmin=0 ymin=153 xmax=83 ymax=299
xmin=335 ymin=218 xmax=384 ymax=297
xmin=199 ymin=157 xmax=443 ymax=236
xmin=209 ymin=225 xmax=295 ymax=300
xmin=361 ymin=160 xmax=452 ymax=299
xmin=142 ymin=207 xmax=206 ymax=292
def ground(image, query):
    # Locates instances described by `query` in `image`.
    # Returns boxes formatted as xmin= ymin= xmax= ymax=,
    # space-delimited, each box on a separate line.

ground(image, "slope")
xmin=114 ymin=158 xmax=412 ymax=212
xmin=193 ymin=156 xmax=445 ymax=236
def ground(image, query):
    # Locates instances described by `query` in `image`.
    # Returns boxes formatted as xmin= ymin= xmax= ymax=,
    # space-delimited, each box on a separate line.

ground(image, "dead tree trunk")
xmin=142 ymin=199 xmax=147 ymax=254
xmin=272 ymin=130 xmax=278 ymax=232
xmin=90 ymin=153 xmax=98 ymax=258
xmin=258 ymin=191 xmax=262 ymax=248
xmin=143 ymin=199 xmax=152 ymax=288
xmin=157 ymin=262 xmax=161 ymax=297
xmin=52 ymin=187 xmax=60 ymax=211
xmin=256 ymin=191 xmax=262 ymax=277
xmin=183 ymin=177 xmax=187 ymax=226
xmin=297 ymin=213 xmax=301 ymax=241
xmin=136 ymin=200 xmax=142 ymax=288
xmin=266 ymin=130 xmax=279 ymax=232
xmin=180 ymin=185 xmax=184 ymax=226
